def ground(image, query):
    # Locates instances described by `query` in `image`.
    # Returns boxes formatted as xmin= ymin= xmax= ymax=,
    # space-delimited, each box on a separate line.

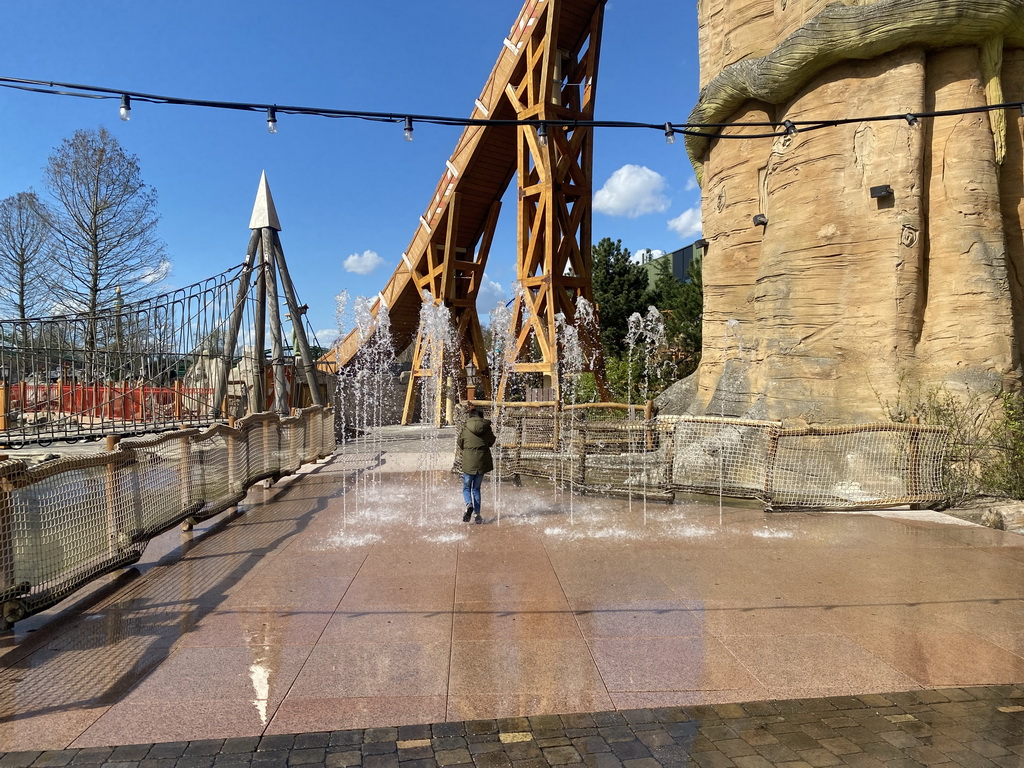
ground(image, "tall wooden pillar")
xmin=500 ymin=0 xmax=608 ymax=402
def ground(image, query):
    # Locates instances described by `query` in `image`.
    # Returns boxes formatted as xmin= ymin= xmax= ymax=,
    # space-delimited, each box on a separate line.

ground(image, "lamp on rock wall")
xmin=694 ymin=238 xmax=709 ymax=250
xmin=870 ymin=184 xmax=894 ymax=199
xmin=752 ymin=214 xmax=768 ymax=228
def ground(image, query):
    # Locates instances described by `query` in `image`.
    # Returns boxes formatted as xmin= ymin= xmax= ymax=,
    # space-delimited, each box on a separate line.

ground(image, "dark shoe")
xmin=463 ymin=506 xmax=473 ymax=523
xmin=474 ymin=514 xmax=483 ymax=524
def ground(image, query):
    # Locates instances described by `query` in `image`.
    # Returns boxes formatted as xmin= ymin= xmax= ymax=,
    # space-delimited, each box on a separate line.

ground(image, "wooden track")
xmin=324 ymin=0 xmax=605 ymax=394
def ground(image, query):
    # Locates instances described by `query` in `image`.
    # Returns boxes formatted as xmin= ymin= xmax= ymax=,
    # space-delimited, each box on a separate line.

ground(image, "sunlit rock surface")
xmin=670 ymin=0 xmax=1024 ymax=423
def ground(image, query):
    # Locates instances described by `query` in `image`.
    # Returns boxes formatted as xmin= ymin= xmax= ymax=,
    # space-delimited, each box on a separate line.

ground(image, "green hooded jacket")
xmin=458 ymin=414 xmax=496 ymax=474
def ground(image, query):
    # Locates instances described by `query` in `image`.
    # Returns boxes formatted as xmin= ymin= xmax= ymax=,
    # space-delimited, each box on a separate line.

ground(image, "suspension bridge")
xmin=0 ymin=172 xmax=326 ymax=448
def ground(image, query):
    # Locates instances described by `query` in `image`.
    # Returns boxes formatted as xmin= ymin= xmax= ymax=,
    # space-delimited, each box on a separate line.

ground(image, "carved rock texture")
xmin=670 ymin=0 xmax=1024 ymax=423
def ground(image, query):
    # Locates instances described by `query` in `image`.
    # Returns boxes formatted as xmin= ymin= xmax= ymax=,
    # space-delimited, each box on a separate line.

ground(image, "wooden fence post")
xmin=0 ymin=383 xmax=7 ymax=432
xmin=180 ymin=434 xmax=196 ymax=530
xmin=105 ymin=435 xmax=121 ymax=557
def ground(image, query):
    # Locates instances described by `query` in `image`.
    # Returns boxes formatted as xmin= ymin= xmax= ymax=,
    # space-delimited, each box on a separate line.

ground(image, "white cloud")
xmin=314 ymin=329 xmax=339 ymax=346
xmin=668 ymin=205 xmax=703 ymax=239
xmin=477 ymin=273 xmax=508 ymax=310
xmin=594 ymin=165 xmax=670 ymax=218
xmin=343 ymin=249 xmax=384 ymax=275
xmin=633 ymin=248 xmax=664 ymax=264
xmin=685 ymin=176 xmax=699 ymax=192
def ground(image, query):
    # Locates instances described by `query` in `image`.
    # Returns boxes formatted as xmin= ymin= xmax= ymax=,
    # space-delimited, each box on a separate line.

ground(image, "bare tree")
xmin=42 ymin=127 xmax=169 ymax=372
xmin=0 ymin=191 xmax=52 ymax=327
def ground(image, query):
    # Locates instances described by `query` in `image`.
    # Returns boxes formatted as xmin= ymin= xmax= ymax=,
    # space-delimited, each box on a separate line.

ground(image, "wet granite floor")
xmin=1 ymin=443 xmax=1023 ymax=762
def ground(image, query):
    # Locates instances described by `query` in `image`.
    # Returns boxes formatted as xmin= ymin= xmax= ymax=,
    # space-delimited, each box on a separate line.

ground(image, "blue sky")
xmin=0 ymin=1 xmax=702 ymax=345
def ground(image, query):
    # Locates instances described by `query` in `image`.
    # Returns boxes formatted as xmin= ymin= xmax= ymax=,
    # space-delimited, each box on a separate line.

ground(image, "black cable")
xmin=2 ymin=75 xmax=1023 ymax=140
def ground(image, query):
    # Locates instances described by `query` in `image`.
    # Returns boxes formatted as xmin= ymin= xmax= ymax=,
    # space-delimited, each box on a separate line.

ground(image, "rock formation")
xmin=664 ymin=0 xmax=1024 ymax=424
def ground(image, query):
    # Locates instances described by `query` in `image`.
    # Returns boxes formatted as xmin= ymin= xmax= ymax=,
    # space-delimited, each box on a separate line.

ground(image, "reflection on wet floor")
xmin=1 ymin=450 xmax=1023 ymax=752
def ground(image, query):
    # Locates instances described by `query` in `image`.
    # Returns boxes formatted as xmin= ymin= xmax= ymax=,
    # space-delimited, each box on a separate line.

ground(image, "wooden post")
xmin=0 ymin=475 xmax=14 ymax=605
xmin=763 ymin=426 xmax=781 ymax=512
xmin=263 ymin=417 xmax=274 ymax=485
xmin=179 ymin=434 xmax=194 ymax=528
xmin=271 ymin=231 xmax=324 ymax=407
xmin=212 ymin=230 xmax=261 ymax=418
xmin=227 ymin=419 xmax=238 ymax=497
xmin=664 ymin=421 xmax=676 ymax=488
xmin=0 ymin=383 xmax=8 ymax=432
xmin=263 ymin=228 xmax=290 ymax=416
xmin=908 ymin=417 xmax=922 ymax=503
xmin=645 ymin=400 xmax=655 ymax=451
xmin=174 ymin=379 xmax=182 ymax=420
xmin=251 ymin=243 xmax=268 ymax=415
xmin=105 ymin=435 xmax=121 ymax=558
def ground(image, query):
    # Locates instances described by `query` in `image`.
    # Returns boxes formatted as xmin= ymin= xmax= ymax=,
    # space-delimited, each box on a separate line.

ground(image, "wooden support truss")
xmin=501 ymin=0 xmax=608 ymax=402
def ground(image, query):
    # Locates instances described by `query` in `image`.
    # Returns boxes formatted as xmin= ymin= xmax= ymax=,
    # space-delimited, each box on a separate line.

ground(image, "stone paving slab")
xmin=4 ymin=448 xmax=1024 ymax=753
xmin=2 ymin=686 xmax=1023 ymax=768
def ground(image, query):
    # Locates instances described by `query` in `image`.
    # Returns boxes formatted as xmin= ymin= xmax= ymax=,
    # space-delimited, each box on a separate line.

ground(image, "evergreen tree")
xmin=590 ymin=237 xmax=650 ymax=355
xmin=648 ymin=252 xmax=703 ymax=377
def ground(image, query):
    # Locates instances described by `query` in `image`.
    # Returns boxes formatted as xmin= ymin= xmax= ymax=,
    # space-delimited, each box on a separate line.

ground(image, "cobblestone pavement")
xmin=2 ymin=686 xmax=1023 ymax=768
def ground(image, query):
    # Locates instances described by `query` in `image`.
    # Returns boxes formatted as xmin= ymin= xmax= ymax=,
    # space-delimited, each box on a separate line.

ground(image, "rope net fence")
xmin=457 ymin=403 xmax=950 ymax=511
xmin=0 ymin=265 xmax=321 ymax=447
xmin=0 ymin=405 xmax=334 ymax=628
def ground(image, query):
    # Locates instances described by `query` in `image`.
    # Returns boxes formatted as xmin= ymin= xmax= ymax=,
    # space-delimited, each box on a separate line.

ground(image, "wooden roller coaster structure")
xmin=326 ymin=0 xmax=609 ymax=424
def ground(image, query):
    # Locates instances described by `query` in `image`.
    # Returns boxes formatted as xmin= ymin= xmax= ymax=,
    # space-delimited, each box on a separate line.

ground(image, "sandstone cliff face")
xmin=675 ymin=0 xmax=1024 ymax=424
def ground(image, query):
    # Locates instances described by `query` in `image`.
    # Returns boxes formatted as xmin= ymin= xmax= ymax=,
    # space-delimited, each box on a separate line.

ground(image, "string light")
xmin=2 ymin=75 xmax=1024 ymax=142
xmin=537 ymin=122 xmax=548 ymax=148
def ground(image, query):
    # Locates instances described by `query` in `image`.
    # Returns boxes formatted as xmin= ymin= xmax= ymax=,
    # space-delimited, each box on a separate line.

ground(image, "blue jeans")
xmin=462 ymin=472 xmax=484 ymax=514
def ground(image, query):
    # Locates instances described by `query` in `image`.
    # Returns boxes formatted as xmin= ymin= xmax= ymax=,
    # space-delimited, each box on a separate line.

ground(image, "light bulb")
xmin=537 ymin=122 xmax=548 ymax=148
xmin=404 ymin=117 xmax=414 ymax=142
xmin=664 ymin=122 xmax=675 ymax=145
xmin=267 ymin=107 xmax=278 ymax=134
xmin=119 ymin=94 xmax=131 ymax=122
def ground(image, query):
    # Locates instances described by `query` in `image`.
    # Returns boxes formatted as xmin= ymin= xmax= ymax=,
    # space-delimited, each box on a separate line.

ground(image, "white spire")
xmin=248 ymin=170 xmax=282 ymax=231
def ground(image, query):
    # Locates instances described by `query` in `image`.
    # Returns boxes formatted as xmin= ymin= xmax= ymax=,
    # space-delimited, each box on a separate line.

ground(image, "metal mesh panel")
xmin=1 ymin=455 xmax=144 ymax=616
xmin=237 ymin=413 xmax=282 ymax=484
xmin=119 ymin=431 xmax=201 ymax=539
xmin=659 ymin=415 xmax=780 ymax=498
xmin=0 ymin=407 xmax=335 ymax=626
xmin=769 ymin=423 xmax=949 ymax=510
xmin=455 ymin=404 xmax=949 ymax=511
xmin=279 ymin=417 xmax=302 ymax=474
xmin=188 ymin=428 xmax=235 ymax=521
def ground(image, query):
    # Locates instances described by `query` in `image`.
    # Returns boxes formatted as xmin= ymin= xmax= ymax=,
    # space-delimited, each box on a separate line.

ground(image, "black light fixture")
xmin=664 ymin=122 xmax=676 ymax=145
xmin=266 ymin=107 xmax=278 ymax=134
xmin=403 ymin=116 xmax=414 ymax=142
xmin=465 ymin=360 xmax=479 ymax=400
xmin=694 ymin=238 xmax=709 ymax=250
xmin=782 ymin=119 xmax=797 ymax=136
xmin=905 ymin=113 xmax=919 ymax=126
xmin=537 ymin=122 xmax=548 ymax=148
xmin=119 ymin=94 xmax=131 ymax=121
xmin=752 ymin=214 xmax=768 ymax=227
xmin=870 ymin=184 xmax=894 ymax=199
